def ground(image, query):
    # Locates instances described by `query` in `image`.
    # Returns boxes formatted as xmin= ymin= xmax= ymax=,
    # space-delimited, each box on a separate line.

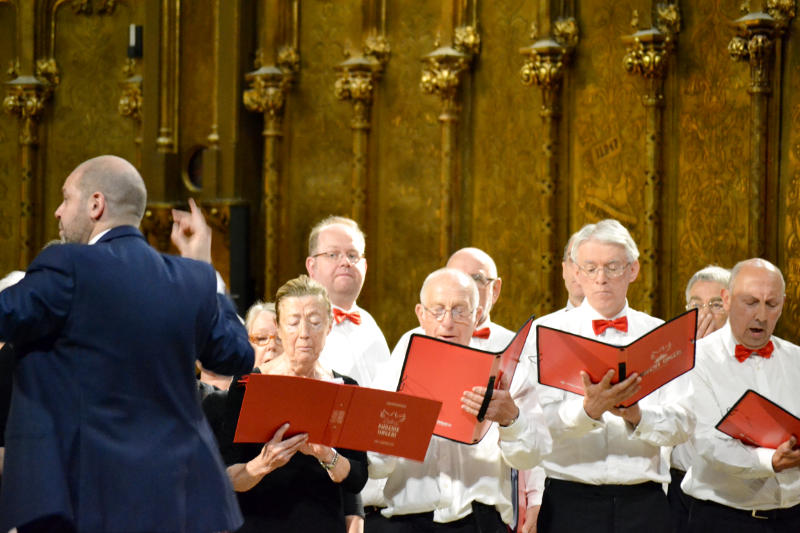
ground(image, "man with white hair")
xmin=535 ymin=219 xmax=694 ymax=533
xmin=367 ymin=268 xmax=551 ymax=532
xmin=681 ymin=259 xmax=800 ymax=532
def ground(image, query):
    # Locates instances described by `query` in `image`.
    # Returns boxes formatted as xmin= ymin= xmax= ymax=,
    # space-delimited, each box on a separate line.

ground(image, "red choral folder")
xmin=233 ymin=374 xmax=442 ymax=462
xmin=536 ymin=309 xmax=697 ymax=407
xmin=396 ymin=316 xmax=535 ymax=445
xmin=716 ymin=389 xmax=800 ymax=449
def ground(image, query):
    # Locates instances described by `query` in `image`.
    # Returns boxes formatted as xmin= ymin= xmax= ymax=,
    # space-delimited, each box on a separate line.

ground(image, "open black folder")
xmin=396 ymin=315 xmax=535 ymax=444
xmin=716 ymin=389 xmax=800 ymax=449
xmin=536 ymin=309 xmax=697 ymax=407
xmin=233 ymin=374 xmax=442 ymax=461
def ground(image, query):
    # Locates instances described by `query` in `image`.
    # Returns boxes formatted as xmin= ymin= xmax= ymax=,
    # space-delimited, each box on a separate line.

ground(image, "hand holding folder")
xmin=537 ymin=309 xmax=697 ymax=407
xmin=397 ymin=316 xmax=535 ymax=444
xmin=233 ymin=374 xmax=442 ymax=461
xmin=716 ymin=389 xmax=800 ymax=450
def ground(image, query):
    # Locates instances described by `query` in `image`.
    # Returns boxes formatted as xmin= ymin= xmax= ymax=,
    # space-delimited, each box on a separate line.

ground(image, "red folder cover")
xmin=396 ymin=316 xmax=535 ymax=444
xmin=536 ymin=309 xmax=697 ymax=407
xmin=233 ymin=374 xmax=442 ymax=461
xmin=716 ymin=389 xmax=800 ymax=449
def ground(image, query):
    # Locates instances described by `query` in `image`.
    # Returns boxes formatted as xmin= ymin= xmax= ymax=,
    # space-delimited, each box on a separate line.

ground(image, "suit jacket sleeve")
xmin=0 ymin=245 xmax=74 ymax=348
xmin=197 ymin=291 xmax=254 ymax=376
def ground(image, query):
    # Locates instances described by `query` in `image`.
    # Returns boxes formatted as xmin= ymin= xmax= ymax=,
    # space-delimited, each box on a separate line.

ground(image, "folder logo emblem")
xmin=377 ymin=409 xmax=407 ymax=440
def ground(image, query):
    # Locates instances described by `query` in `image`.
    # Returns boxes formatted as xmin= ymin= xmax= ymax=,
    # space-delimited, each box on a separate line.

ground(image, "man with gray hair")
xmin=684 ymin=265 xmax=731 ymax=339
xmin=534 ymin=219 xmax=694 ymax=533
xmin=0 ymin=155 xmax=254 ymax=533
xmin=681 ymin=258 xmax=800 ymax=532
xmin=368 ymin=268 xmax=551 ymax=532
xmin=668 ymin=264 xmax=731 ymax=531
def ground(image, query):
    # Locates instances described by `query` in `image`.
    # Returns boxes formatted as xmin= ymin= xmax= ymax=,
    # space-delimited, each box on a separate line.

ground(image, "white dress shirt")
xmin=316 ymin=303 xmax=390 ymax=509
xmin=536 ymin=299 xmax=694 ymax=485
xmin=680 ymin=323 xmax=800 ymax=510
xmin=318 ymin=304 xmax=390 ymax=388
xmin=368 ymin=324 xmax=552 ymax=524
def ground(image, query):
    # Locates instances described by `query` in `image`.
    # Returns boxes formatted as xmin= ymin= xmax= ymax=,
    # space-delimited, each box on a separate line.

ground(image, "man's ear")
xmin=88 ymin=192 xmax=106 ymax=222
xmin=721 ymin=288 xmax=731 ymax=312
xmin=628 ymin=260 xmax=640 ymax=283
xmin=305 ymin=256 xmax=315 ymax=277
xmin=491 ymin=278 xmax=502 ymax=305
xmin=415 ymin=303 xmax=425 ymax=327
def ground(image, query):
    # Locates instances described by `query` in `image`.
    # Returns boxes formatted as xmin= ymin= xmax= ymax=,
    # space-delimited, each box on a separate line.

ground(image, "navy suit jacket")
xmin=0 ymin=226 xmax=254 ymax=532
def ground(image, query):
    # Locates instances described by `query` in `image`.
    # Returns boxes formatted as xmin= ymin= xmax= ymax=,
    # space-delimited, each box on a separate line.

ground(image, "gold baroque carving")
xmin=72 ymin=0 xmax=117 ymax=15
xmin=35 ymin=57 xmax=60 ymax=87
xmin=3 ymin=78 xmax=51 ymax=146
xmin=277 ymin=46 xmax=300 ymax=81
xmin=623 ymin=30 xmax=671 ymax=80
xmin=335 ymin=56 xmax=378 ymax=130
xmin=118 ymin=76 xmax=142 ymax=122
xmin=243 ymin=65 xmax=290 ymax=127
xmin=454 ymin=25 xmax=480 ymax=56
xmin=421 ymin=46 xmax=469 ymax=116
xmin=364 ymin=33 xmax=391 ymax=73
xmin=767 ymin=0 xmax=796 ymax=27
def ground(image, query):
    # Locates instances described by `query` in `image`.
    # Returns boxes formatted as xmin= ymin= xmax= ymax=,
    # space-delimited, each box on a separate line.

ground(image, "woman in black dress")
xmin=215 ymin=275 xmax=368 ymax=532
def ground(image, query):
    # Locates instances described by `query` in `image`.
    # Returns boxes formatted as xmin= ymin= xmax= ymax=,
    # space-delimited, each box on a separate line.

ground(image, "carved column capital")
xmin=335 ymin=56 xmax=379 ymax=130
xmin=244 ymin=65 xmax=292 ymax=135
xmin=421 ymin=46 xmax=470 ymax=120
xmin=3 ymin=76 xmax=52 ymax=146
xmin=520 ymin=38 xmax=568 ymax=90
xmin=728 ymin=12 xmax=782 ymax=95
xmin=623 ymin=29 xmax=672 ymax=80
xmin=119 ymin=74 xmax=143 ymax=122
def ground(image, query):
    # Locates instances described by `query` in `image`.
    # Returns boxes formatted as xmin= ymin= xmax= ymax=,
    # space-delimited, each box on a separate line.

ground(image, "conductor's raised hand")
xmin=582 ymin=369 xmax=641 ymax=422
xmin=171 ymin=198 xmax=212 ymax=263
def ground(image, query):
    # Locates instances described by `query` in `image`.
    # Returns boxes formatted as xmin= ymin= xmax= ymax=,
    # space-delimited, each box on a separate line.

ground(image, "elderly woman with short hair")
xmin=216 ymin=275 xmax=368 ymax=532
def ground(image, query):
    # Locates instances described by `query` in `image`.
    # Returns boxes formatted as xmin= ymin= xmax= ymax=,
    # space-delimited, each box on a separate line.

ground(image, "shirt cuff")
xmin=756 ymin=446 xmax=777 ymax=475
xmin=562 ymin=397 xmax=604 ymax=432
xmin=215 ymin=271 xmax=227 ymax=295
xmin=498 ymin=410 xmax=527 ymax=441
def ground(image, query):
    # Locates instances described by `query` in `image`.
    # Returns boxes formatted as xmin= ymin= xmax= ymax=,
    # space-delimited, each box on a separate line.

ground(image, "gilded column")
xmin=421 ymin=23 xmax=480 ymax=262
xmin=623 ymin=3 xmax=680 ymax=316
xmin=246 ymin=0 xmax=299 ymax=299
xmin=244 ymin=65 xmax=293 ymax=299
xmin=3 ymin=77 xmax=51 ymax=268
xmin=729 ymin=2 xmax=794 ymax=260
xmin=520 ymin=11 xmax=579 ymax=310
xmin=119 ymin=59 xmax=143 ymax=168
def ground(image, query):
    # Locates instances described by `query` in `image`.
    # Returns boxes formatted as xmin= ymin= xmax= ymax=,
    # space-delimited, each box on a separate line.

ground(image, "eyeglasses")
xmin=312 ymin=250 xmax=364 ymax=265
xmin=249 ymin=334 xmax=281 ymax=347
xmin=422 ymin=304 xmax=474 ymax=324
xmin=686 ymin=300 xmax=725 ymax=314
xmin=577 ymin=262 xmax=630 ymax=280
xmin=470 ymin=273 xmax=497 ymax=287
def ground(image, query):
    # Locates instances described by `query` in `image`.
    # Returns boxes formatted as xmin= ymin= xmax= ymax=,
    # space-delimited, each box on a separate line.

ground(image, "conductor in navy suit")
xmin=0 ymin=155 xmax=254 ymax=532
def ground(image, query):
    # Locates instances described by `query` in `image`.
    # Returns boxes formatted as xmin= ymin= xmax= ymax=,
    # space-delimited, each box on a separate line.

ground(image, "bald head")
xmin=416 ymin=268 xmax=480 ymax=345
xmin=75 ymin=155 xmax=147 ymax=224
xmin=446 ymin=247 xmax=501 ymax=326
xmin=56 ymin=155 xmax=147 ymax=243
xmin=724 ymin=258 xmax=785 ymax=350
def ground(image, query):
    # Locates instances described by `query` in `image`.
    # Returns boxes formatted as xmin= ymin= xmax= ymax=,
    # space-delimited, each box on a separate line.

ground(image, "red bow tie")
xmin=592 ymin=316 xmax=628 ymax=335
xmin=333 ymin=308 xmax=361 ymax=325
xmin=473 ymin=327 xmax=491 ymax=339
xmin=734 ymin=341 xmax=774 ymax=363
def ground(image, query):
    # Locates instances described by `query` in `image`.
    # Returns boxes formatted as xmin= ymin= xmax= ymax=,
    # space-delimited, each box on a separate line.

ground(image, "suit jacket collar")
xmin=95 ymin=225 xmax=147 ymax=244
